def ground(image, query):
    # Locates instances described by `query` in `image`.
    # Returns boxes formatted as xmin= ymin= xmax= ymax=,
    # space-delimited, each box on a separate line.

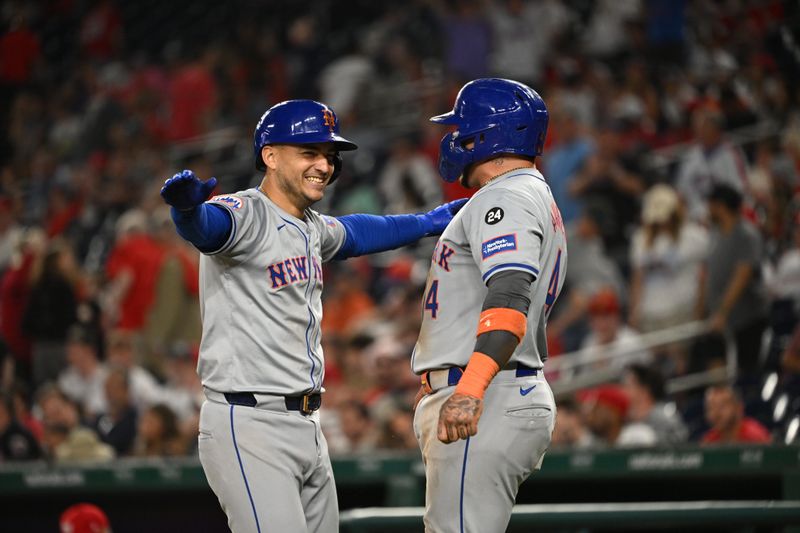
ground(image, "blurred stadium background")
xmin=1 ymin=0 xmax=800 ymax=531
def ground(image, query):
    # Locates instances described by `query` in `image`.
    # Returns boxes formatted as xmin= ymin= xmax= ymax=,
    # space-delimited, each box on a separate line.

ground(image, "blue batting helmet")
xmin=253 ymin=100 xmax=358 ymax=181
xmin=430 ymin=78 xmax=548 ymax=183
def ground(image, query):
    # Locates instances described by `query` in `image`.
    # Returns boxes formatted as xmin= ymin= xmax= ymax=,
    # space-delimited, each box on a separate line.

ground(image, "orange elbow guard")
xmin=476 ymin=308 xmax=527 ymax=342
xmin=454 ymin=352 xmax=501 ymax=400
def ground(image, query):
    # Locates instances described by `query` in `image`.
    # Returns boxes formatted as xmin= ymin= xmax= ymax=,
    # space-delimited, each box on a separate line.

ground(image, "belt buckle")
xmin=301 ymin=394 xmax=312 ymax=414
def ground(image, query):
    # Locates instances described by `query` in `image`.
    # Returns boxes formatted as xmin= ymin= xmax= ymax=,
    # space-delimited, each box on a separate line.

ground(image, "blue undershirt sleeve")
xmin=170 ymin=204 xmax=233 ymax=254
xmin=334 ymin=213 xmax=430 ymax=260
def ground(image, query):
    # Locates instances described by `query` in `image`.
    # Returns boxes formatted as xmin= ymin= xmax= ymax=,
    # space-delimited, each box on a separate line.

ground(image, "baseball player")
xmin=160 ymin=99 xmax=465 ymax=533
xmin=411 ymin=78 xmax=567 ymax=533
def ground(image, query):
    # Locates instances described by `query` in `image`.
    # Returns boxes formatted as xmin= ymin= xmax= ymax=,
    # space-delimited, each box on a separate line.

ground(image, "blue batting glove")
xmin=421 ymin=198 xmax=469 ymax=236
xmin=160 ymin=170 xmax=218 ymax=211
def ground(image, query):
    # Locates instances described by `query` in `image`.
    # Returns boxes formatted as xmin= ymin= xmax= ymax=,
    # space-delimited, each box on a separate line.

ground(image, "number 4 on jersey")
xmin=424 ymin=279 xmax=439 ymax=319
xmin=544 ymin=249 xmax=562 ymax=318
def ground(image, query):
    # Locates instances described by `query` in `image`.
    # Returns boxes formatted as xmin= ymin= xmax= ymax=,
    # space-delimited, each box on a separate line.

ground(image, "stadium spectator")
xmin=78 ymin=0 xmax=123 ymax=61
xmin=0 ymin=391 xmax=42 ymax=461
xmin=378 ymin=134 xmax=442 ymax=216
xmin=134 ymin=404 xmax=185 ymax=457
xmin=569 ymin=120 xmax=646 ymax=263
xmin=92 ymin=368 xmax=137 ymax=456
xmin=548 ymin=202 xmax=626 ymax=350
xmin=321 ymin=264 xmax=376 ymax=335
xmin=143 ymin=207 xmax=202 ymax=375
xmin=0 ymin=10 xmax=41 ymax=88
xmin=0 ymin=227 xmax=46 ymax=382
xmin=542 ymin=101 xmax=594 ymax=224
xmin=623 ymin=364 xmax=688 ymax=445
xmin=701 ymin=384 xmax=771 ymax=444
xmin=579 ymin=289 xmax=651 ymax=374
xmin=58 ymin=324 xmax=108 ymax=420
xmin=331 ymin=400 xmax=380 ymax=454
xmin=53 ymin=424 xmax=115 ymax=463
xmin=699 ymin=184 xmax=768 ymax=375
xmin=377 ymin=403 xmax=417 ymax=450
xmin=10 ymin=381 xmax=42 ymax=442
xmin=166 ymin=46 xmax=219 ymax=141
xmin=22 ymin=239 xmax=82 ymax=387
xmin=160 ymin=342 xmax=202 ymax=422
xmin=552 ymin=397 xmax=597 ymax=449
xmin=103 ymin=210 xmax=165 ymax=333
xmin=0 ymin=196 xmax=23 ymax=272
xmin=629 ymin=185 xmax=708 ymax=333
xmin=325 ymin=332 xmax=375 ymax=404
xmin=435 ymin=0 xmax=491 ymax=80
xmin=105 ymin=329 xmax=184 ymax=415
xmin=581 ymin=385 xmax=657 ymax=447
xmin=487 ymin=0 xmax=569 ymax=85
xmin=36 ymin=385 xmax=114 ymax=463
xmin=676 ymin=106 xmax=750 ymax=222
xmin=363 ymin=337 xmax=417 ymax=414
xmin=767 ymin=215 xmax=800 ymax=309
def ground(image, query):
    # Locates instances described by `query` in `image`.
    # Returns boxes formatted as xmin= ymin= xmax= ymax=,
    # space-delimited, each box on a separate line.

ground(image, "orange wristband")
xmin=477 ymin=308 xmax=527 ymax=342
xmin=454 ymin=352 xmax=501 ymax=400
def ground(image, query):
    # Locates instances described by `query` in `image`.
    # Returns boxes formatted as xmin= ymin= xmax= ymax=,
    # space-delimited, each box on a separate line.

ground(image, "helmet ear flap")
xmin=437 ymin=132 xmax=472 ymax=183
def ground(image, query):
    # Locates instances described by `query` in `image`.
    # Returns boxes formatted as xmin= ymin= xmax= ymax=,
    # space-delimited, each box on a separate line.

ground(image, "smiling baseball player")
xmin=412 ymin=78 xmax=567 ymax=533
xmin=160 ymin=99 xmax=466 ymax=533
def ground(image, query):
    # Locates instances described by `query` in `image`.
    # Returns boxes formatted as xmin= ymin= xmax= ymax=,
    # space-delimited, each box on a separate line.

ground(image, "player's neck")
xmin=258 ymin=178 xmax=307 ymax=219
xmin=470 ymin=157 xmax=536 ymax=189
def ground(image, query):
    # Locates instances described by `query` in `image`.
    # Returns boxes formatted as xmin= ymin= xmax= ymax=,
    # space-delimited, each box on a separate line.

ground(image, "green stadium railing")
xmin=339 ymin=501 xmax=800 ymax=532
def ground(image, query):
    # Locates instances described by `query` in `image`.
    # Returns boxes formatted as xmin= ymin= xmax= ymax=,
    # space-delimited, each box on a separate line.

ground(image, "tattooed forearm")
xmin=441 ymin=394 xmax=481 ymax=422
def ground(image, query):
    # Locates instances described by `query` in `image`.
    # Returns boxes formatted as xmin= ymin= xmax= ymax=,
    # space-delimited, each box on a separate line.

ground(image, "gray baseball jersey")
xmin=197 ymin=188 xmax=346 ymax=396
xmin=195 ymin=187 xmax=347 ymax=533
xmin=412 ymin=167 xmax=567 ymax=533
xmin=412 ymin=167 xmax=567 ymax=373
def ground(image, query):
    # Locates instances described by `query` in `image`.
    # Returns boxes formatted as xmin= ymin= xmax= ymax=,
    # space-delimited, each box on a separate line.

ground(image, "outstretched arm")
xmin=161 ymin=170 xmax=231 ymax=253
xmin=334 ymin=199 xmax=467 ymax=259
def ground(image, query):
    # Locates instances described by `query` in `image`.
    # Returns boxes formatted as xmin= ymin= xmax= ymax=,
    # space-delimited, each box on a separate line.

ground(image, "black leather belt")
xmin=224 ymin=392 xmax=322 ymax=414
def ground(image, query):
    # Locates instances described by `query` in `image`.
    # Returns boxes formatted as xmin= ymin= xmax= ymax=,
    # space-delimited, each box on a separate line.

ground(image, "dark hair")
xmin=708 ymin=184 xmax=743 ymax=212
xmin=627 ymin=363 xmax=666 ymax=401
xmin=148 ymin=404 xmax=180 ymax=440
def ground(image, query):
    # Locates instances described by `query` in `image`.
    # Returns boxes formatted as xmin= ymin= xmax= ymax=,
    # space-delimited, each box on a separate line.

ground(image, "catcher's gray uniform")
xmin=197 ymin=188 xmax=346 ymax=533
xmin=412 ymin=168 xmax=567 ymax=533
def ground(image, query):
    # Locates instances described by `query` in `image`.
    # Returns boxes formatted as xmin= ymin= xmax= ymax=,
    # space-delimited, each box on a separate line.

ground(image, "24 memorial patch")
xmin=485 ymin=207 xmax=504 ymax=225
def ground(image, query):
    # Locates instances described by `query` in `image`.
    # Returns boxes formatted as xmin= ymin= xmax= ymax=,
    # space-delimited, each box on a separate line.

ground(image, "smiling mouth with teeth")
xmin=305 ymin=176 xmax=326 ymax=184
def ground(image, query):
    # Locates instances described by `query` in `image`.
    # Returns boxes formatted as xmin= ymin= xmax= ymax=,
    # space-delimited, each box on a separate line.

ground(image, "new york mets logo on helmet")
xmin=322 ymin=109 xmax=336 ymax=132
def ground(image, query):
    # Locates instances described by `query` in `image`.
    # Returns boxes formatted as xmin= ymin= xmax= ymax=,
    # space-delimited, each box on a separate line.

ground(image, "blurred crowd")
xmin=1 ymin=0 xmax=800 ymax=463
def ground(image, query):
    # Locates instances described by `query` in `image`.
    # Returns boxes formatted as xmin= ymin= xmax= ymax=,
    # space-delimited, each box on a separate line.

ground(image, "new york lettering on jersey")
xmin=198 ymin=189 xmax=345 ymax=395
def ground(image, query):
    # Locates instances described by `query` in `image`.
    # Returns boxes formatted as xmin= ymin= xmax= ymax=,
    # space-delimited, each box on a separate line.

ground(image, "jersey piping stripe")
xmin=279 ymin=217 xmax=319 ymax=390
xmin=481 ymin=263 xmax=540 ymax=282
xmin=230 ymin=405 xmax=261 ymax=533
xmin=459 ymin=436 xmax=471 ymax=533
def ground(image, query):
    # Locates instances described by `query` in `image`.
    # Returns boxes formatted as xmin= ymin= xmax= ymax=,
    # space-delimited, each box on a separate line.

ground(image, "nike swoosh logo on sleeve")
xmin=519 ymin=385 xmax=536 ymax=396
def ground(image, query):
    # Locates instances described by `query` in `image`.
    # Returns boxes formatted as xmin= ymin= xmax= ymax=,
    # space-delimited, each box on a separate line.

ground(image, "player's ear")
xmin=262 ymin=145 xmax=278 ymax=171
